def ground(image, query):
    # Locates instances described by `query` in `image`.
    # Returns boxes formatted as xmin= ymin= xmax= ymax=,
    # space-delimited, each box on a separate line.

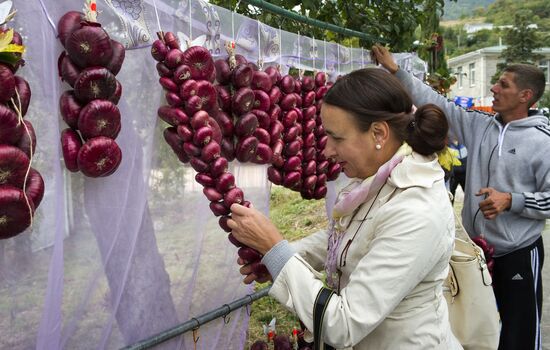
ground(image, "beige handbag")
xmin=443 ymin=213 xmax=500 ymax=350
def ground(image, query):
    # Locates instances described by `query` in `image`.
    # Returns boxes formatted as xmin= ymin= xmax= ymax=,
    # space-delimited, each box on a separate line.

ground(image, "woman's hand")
xmin=228 ymin=203 xmax=284 ymax=255
xmin=371 ymin=44 xmax=399 ymax=74
xmin=237 ymin=257 xmax=273 ymax=284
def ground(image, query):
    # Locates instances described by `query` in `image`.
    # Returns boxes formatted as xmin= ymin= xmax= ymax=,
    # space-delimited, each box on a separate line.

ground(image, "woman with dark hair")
xmin=228 ymin=68 xmax=462 ymax=349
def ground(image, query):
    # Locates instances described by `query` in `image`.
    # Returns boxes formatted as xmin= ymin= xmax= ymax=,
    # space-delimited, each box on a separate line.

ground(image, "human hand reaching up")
xmin=371 ymin=44 xmax=399 ymax=74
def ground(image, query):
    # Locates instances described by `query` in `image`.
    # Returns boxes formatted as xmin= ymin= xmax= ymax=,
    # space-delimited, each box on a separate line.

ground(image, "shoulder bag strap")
xmin=313 ymin=287 xmax=336 ymax=350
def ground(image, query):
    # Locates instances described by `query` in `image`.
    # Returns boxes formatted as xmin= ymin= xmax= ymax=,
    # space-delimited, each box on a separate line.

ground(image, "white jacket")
xmin=270 ymin=153 xmax=463 ymax=349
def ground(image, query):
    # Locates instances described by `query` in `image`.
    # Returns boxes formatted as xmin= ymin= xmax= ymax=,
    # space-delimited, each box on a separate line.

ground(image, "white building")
xmin=447 ymin=46 xmax=550 ymax=107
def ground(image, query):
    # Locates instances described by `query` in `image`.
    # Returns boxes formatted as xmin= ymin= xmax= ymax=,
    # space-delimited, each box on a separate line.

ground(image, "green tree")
xmin=210 ymin=0 xmax=454 ymax=52
xmin=491 ymin=10 xmax=544 ymax=83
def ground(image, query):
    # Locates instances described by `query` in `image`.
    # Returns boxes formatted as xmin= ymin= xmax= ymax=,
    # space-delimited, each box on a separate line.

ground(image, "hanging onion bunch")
xmin=0 ymin=24 xmax=44 ymax=239
xmin=56 ymin=4 xmax=125 ymax=177
xmin=267 ymin=71 xmax=340 ymax=200
xmin=150 ymin=34 xmax=268 ymax=278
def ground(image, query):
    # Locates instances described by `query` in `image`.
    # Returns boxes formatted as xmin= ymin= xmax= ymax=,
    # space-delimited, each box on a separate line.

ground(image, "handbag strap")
xmin=313 ymin=287 xmax=336 ymax=350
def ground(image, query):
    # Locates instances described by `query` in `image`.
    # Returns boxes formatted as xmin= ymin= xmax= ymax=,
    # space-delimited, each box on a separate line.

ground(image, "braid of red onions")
xmin=0 ymin=23 xmax=44 ymax=239
xmin=57 ymin=5 xmax=125 ymax=178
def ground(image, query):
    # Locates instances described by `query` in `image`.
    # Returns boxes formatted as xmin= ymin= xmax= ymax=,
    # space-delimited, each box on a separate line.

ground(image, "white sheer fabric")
xmin=0 ymin=1 xmax=424 ymax=349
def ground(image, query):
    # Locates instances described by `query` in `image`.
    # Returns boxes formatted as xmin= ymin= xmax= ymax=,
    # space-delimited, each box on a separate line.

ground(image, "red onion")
xmin=173 ymin=64 xmax=192 ymax=84
xmin=238 ymin=246 xmax=262 ymax=262
xmin=267 ymin=166 xmax=283 ymax=185
xmin=78 ymin=100 xmax=121 ymax=140
xmin=234 ymin=113 xmax=258 ymax=137
xmin=176 ymin=124 xmax=193 ymax=142
xmin=182 ymin=46 xmax=215 ymax=81
xmin=157 ymin=106 xmax=189 ymax=126
xmin=73 ymin=66 xmax=117 ymax=103
xmin=164 ymin=49 xmax=184 ymax=69
xmin=164 ymin=32 xmax=180 ymax=50
xmin=189 ymin=157 xmax=210 ymax=173
xmin=156 ymin=62 xmax=172 ymax=77
xmin=109 ymin=80 xmax=122 ymax=105
xmin=252 ymin=143 xmax=273 ymax=164
xmin=232 ymin=64 xmax=253 ymax=88
xmin=280 ymin=75 xmax=295 ymax=94
xmin=210 ymin=157 xmax=228 ymax=178
xmin=219 ymin=216 xmax=232 ymax=233
xmin=251 ymin=71 xmax=273 ymax=92
xmin=252 ymin=90 xmax=270 ymax=112
xmin=214 ymin=59 xmax=231 ymax=85
xmin=0 ymin=185 xmax=34 ymax=239
xmin=232 ymin=87 xmax=255 ymax=115
xmin=235 ymin=135 xmax=259 ymax=162
xmin=106 ymin=40 xmax=125 ymax=75
xmin=0 ymin=104 xmax=22 ymax=145
xmin=65 ymin=23 xmax=114 ymax=68
xmin=0 ymin=145 xmax=30 ymax=188
xmin=179 ymin=79 xmax=198 ymax=100
xmin=25 ymin=168 xmax=44 ymax=209
xmin=159 ymin=76 xmax=178 ymax=92
xmin=215 ymin=85 xmax=232 ymax=112
xmin=223 ymin=187 xmax=244 ymax=207
xmin=77 ymin=136 xmax=122 ymax=177
xmin=195 ymin=173 xmax=215 ymax=187
xmin=17 ymin=120 xmax=36 ymax=159
xmin=203 ymin=186 xmax=223 ymax=201
xmin=151 ymin=39 xmax=169 ymax=62
xmin=55 ymin=49 xmax=73 ymax=76
xmin=57 ymin=11 xmax=84 ymax=46
xmin=251 ymin=109 xmax=270 ymax=129
xmin=264 ymin=66 xmax=281 ymax=85
xmin=315 ymin=71 xmax=327 ymax=87
xmin=215 ymin=172 xmax=236 ymax=193
xmin=0 ymin=64 xmax=16 ymax=103
xmin=8 ymin=76 xmax=31 ymax=117
xmin=163 ymin=127 xmax=189 ymax=163
xmin=59 ymin=90 xmax=82 ymax=129
xmin=167 ymin=91 xmax=184 ymax=107
xmin=61 ymin=128 xmax=83 ymax=172
xmin=195 ymin=80 xmax=217 ymax=111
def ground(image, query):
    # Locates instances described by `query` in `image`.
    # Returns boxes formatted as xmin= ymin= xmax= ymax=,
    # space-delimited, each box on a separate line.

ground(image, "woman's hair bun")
xmin=407 ymin=104 xmax=448 ymax=156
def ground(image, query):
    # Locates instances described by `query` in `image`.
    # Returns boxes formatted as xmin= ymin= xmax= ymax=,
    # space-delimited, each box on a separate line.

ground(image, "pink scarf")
xmin=325 ymin=143 xmax=412 ymax=289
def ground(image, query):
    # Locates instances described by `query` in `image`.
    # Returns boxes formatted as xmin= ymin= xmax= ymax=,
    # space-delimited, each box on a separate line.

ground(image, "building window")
xmin=456 ymin=66 xmax=463 ymax=89
xmin=539 ymin=59 xmax=550 ymax=84
xmin=469 ymin=63 xmax=476 ymax=87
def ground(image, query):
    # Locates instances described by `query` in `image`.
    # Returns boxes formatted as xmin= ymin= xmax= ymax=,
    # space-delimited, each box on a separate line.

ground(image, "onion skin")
xmin=59 ymin=52 xmax=81 ymax=87
xmin=182 ymin=46 xmax=215 ymax=81
xmin=77 ymin=136 xmax=122 ymax=177
xmin=157 ymin=106 xmax=189 ymax=127
xmin=61 ymin=128 xmax=83 ymax=172
xmin=25 ymin=168 xmax=45 ymax=209
xmin=0 ymin=185 xmax=34 ymax=239
xmin=214 ymin=59 xmax=231 ymax=85
xmin=73 ymin=66 xmax=117 ymax=103
xmin=0 ymin=145 xmax=30 ymax=188
xmin=65 ymin=24 xmax=114 ymax=68
xmin=78 ymin=100 xmax=121 ymax=140
xmin=232 ymin=87 xmax=255 ymax=115
xmin=109 ymin=80 xmax=122 ymax=105
xmin=17 ymin=120 xmax=37 ymax=159
xmin=0 ymin=104 xmax=23 ymax=145
xmin=106 ymin=40 xmax=126 ymax=76
xmin=57 ymin=11 xmax=84 ymax=46
xmin=0 ymin=64 xmax=16 ymax=103
xmin=59 ymin=91 xmax=82 ymax=129
xmin=9 ymin=76 xmax=31 ymax=116
xmin=232 ymin=64 xmax=253 ymax=88
xmin=151 ymin=39 xmax=169 ymax=62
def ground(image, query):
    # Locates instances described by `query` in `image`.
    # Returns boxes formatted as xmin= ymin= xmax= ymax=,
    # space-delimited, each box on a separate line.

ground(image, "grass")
xmin=245 ymin=185 xmax=328 ymax=347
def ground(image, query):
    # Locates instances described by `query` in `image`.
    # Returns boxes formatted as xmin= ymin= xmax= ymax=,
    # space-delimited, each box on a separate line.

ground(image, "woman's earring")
xmin=375 ymin=144 xmax=382 ymax=150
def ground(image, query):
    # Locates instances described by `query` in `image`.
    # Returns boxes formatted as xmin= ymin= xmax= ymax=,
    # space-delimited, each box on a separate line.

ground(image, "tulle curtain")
xmin=0 ymin=1 xmax=424 ymax=349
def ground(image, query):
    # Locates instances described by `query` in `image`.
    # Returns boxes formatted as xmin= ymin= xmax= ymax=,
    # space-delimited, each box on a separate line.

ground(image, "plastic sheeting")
xmin=0 ymin=0 xmax=425 ymax=349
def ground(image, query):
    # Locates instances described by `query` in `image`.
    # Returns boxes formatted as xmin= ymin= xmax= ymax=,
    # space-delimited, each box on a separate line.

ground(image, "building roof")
xmin=448 ymin=46 xmax=550 ymax=65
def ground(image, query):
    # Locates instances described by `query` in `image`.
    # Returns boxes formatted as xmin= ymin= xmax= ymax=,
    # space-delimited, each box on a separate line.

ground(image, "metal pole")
xmin=120 ymin=287 xmax=271 ymax=350
xmin=241 ymin=0 xmax=387 ymax=43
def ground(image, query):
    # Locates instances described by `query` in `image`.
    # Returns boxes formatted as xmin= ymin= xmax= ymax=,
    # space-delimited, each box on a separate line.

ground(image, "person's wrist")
xmin=388 ymin=64 xmax=399 ymax=74
xmin=506 ymin=192 xmax=512 ymax=211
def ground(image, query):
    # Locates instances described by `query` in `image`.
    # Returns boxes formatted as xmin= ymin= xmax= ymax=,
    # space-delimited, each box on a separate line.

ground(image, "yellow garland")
xmin=438 ymin=146 xmax=462 ymax=172
xmin=0 ymin=29 xmax=25 ymax=53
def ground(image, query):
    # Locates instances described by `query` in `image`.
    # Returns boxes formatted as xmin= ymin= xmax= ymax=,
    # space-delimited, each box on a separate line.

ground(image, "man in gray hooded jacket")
xmin=372 ymin=45 xmax=549 ymax=350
